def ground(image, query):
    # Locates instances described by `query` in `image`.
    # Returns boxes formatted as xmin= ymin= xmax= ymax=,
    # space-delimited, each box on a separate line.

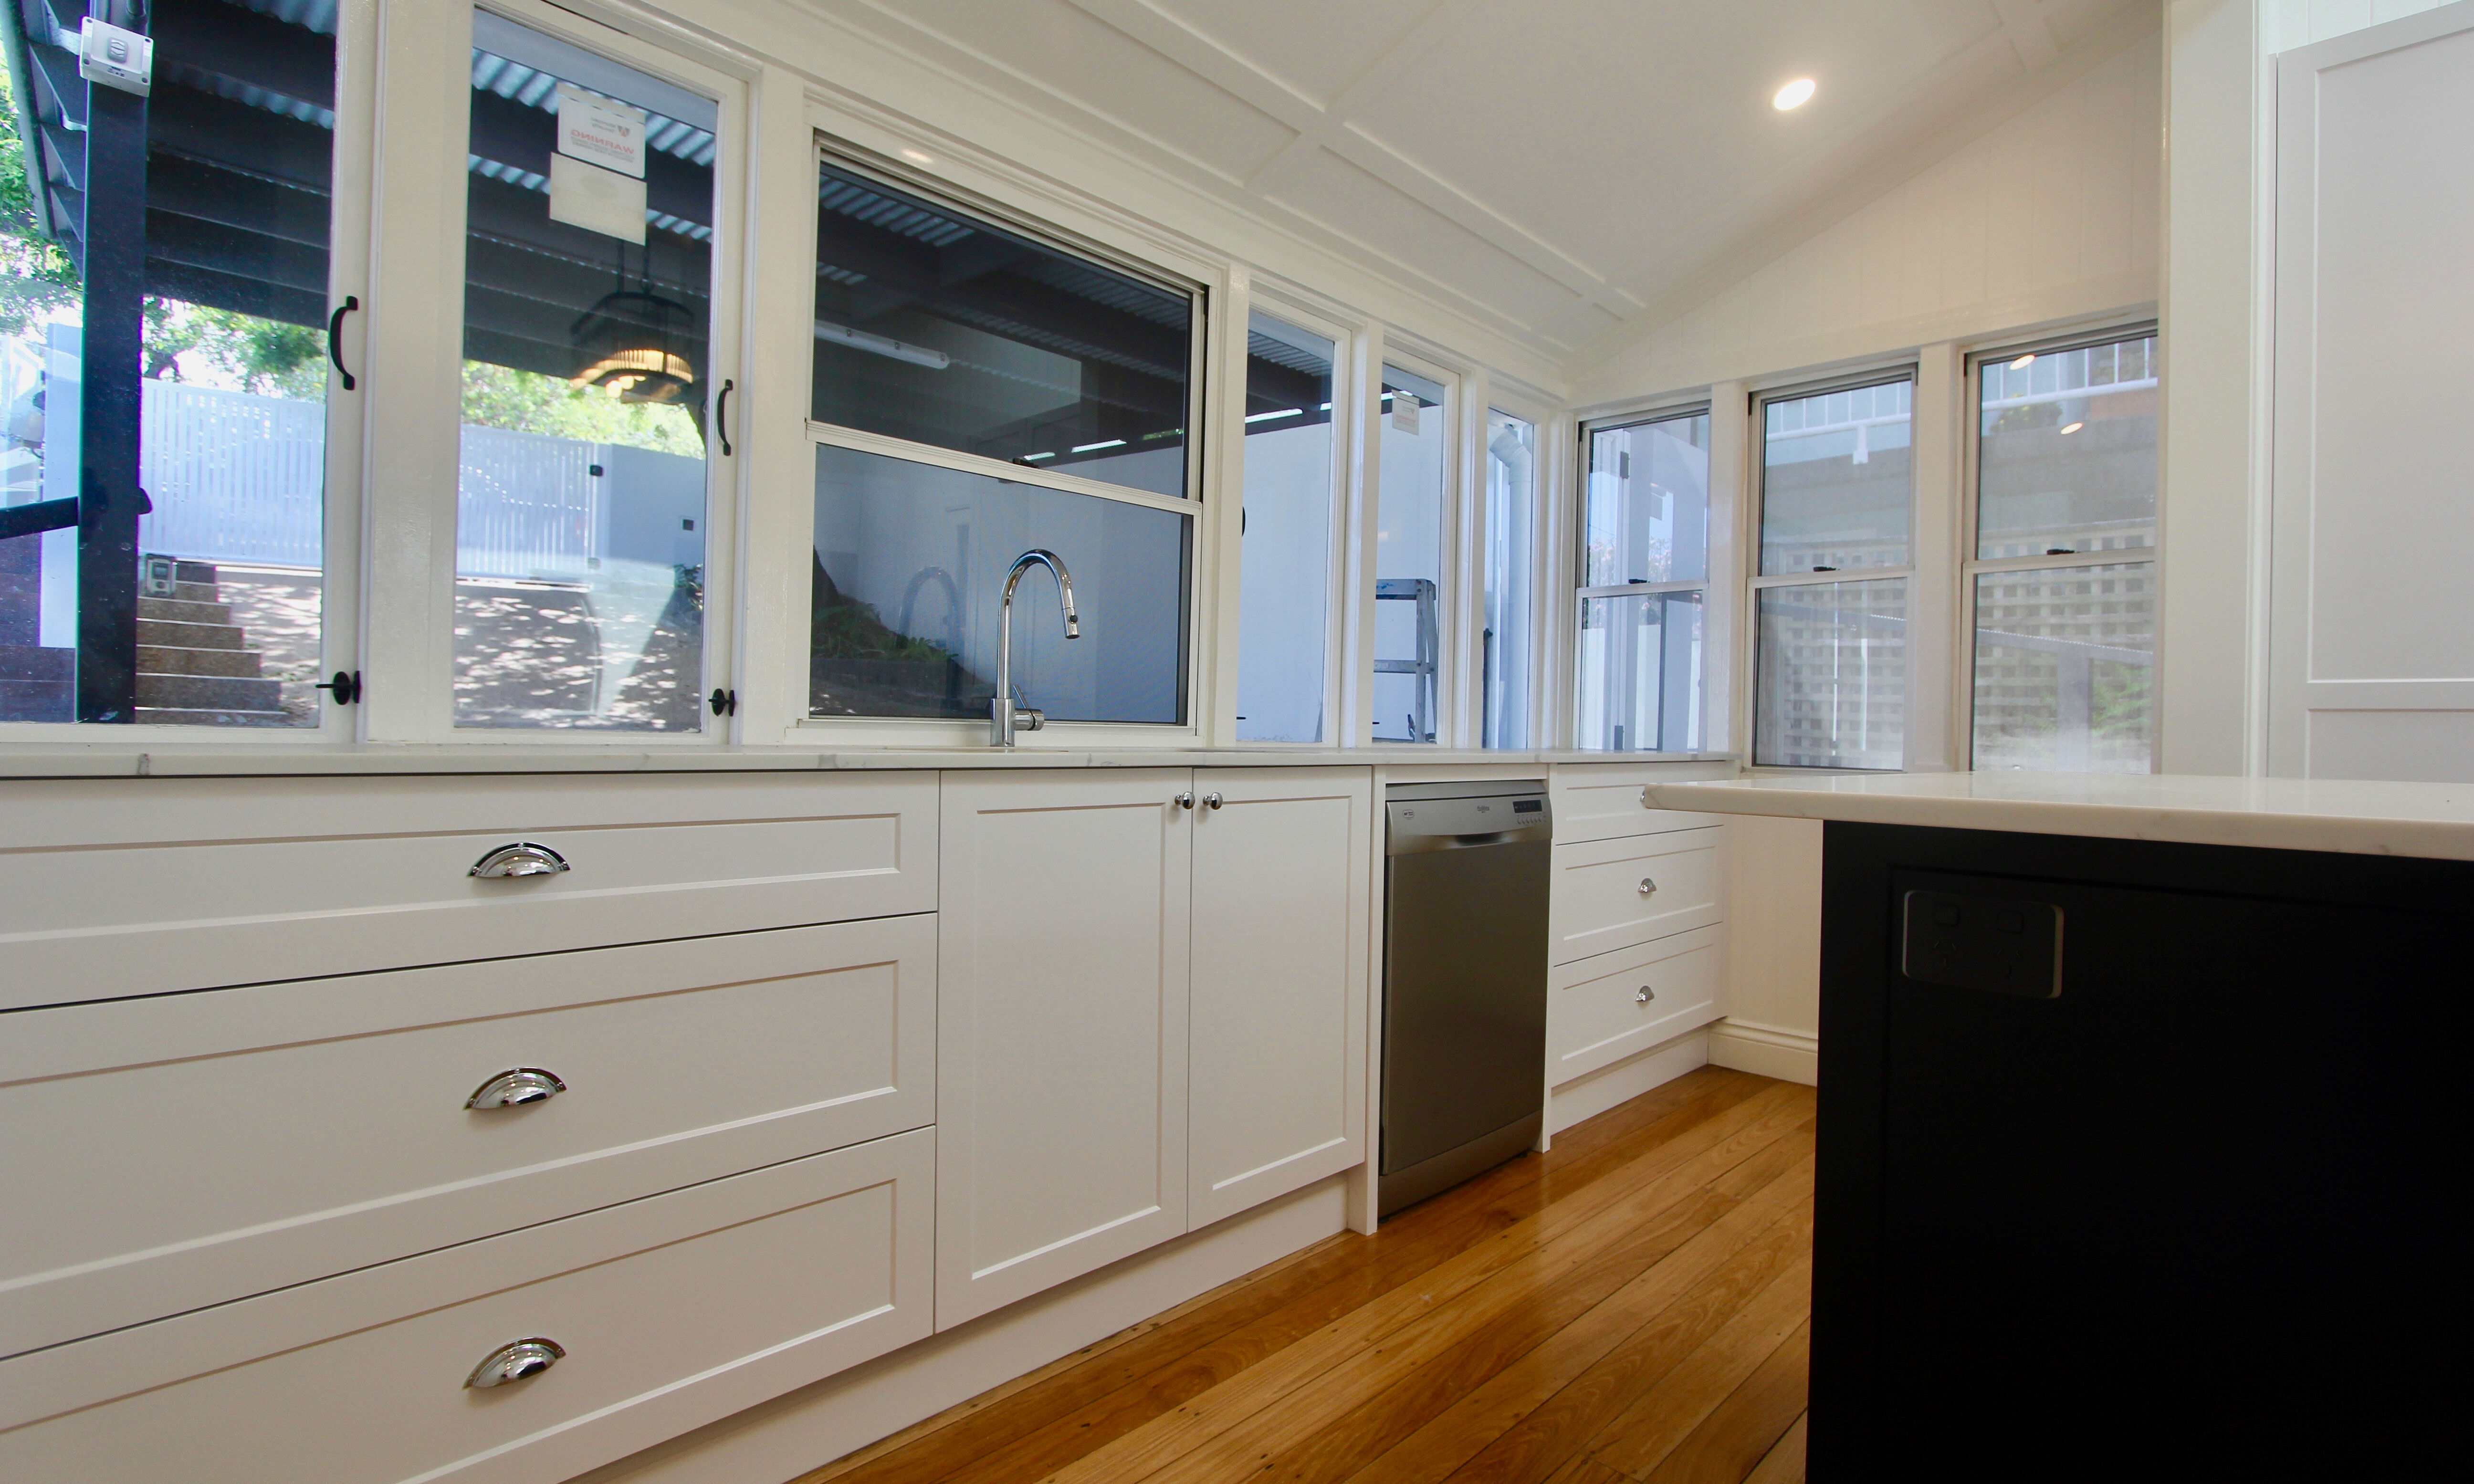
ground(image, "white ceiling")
xmin=800 ymin=0 xmax=2156 ymax=364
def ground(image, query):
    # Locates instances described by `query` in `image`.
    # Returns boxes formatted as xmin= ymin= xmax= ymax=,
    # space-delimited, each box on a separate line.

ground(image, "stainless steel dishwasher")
xmin=1379 ymin=780 xmax=1552 ymax=1217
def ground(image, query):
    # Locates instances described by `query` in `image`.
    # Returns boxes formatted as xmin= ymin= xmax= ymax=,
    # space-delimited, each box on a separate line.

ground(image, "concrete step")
xmin=137 ymin=618 xmax=248 ymax=650
xmin=170 ymin=580 xmax=223 ymax=603
xmin=137 ymin=643 xmax=265 ymax=678
xmin=136 ymin=671 xmax=283 ymax=711
xmin=133 ymin=706 xmax=294 ymax=727
xmin=137 ymin=596 xmax=235 ymax=626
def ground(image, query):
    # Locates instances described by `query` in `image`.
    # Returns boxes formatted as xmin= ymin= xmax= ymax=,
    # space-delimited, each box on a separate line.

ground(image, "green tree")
xmin=142 ymin=298 xmax=327 ymax=398
xmin=1 ymin=65 xmax=81 ymax=337
xmin=461 ymin=360 xmax=702 ymax=455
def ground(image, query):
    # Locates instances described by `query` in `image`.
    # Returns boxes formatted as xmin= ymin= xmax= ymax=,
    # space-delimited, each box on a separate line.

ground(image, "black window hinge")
xmin=316 ymin=670 xmax=363 ymax=705
xmin=708 ymin=688 xmax=738 ymax=717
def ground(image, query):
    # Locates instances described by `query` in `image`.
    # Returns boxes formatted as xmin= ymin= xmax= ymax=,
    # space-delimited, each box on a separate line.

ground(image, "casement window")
xmin=1480 ymin=408 xmax=1536 ymax=750
xmin=1751 ymin=375 xmax=1914 ymax=769
xmin=3 ymin=0 xmax=352 ymax=729
xmin=1574 ymin=407 xmax=1709 ymax=753
xmin=451 ymin=10 xmax=724 ymax=731
xmin=1371 ymin=358 xmax=1450 ymax=744
xmin=805 ymin=156 xmax=1201 ymax=728
xmin=1235 ymin=309 xmax=1339 ymax=744
xmin=1966 ymin=329 xmax=2157 ymax=772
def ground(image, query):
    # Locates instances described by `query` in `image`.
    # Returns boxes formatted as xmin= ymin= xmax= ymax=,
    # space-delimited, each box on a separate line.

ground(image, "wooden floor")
xmin=799 ymin=1067 xmax=1814 ymax=1484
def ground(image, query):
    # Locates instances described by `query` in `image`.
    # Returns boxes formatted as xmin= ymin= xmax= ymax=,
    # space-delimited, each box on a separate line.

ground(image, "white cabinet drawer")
xmin=1550 ymin=827 xmax=1721 ymax=964
xmin=1549 ymin=764 xmax=1729 ymax=844
xmin=0 ymin=772 xmax=936 ymax=1010
xmin=0 ymin=915 xmax=933 ymax=1358
xmin=1549 ymin=927 xmax=1723 ymax=1085
xmin=0 ymin=1128 xmax=934 ymax=1484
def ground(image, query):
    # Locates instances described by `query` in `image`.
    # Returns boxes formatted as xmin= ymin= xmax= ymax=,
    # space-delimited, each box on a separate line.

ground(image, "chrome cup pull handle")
xmin=1636 ymin=985 xmax=1656 ymax=1004
xmin=1637 ymin=876 xmax=1657 ymax=896
xmin=466 ymin=1337 xmax=565 ymax=1388
xmin=471 ymin=842 xmax=569 ymax=879
xmin=467 ymin=1067 xmax=567 ymax=1110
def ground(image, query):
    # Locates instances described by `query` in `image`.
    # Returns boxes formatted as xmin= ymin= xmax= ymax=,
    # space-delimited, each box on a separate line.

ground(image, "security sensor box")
xmin=78 ymin=18 xmax=153 ymax=97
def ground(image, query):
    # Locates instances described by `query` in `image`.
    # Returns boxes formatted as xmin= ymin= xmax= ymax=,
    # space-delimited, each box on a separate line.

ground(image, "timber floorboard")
xmin=797 ymin=1067 xmax=1814 ymax=1484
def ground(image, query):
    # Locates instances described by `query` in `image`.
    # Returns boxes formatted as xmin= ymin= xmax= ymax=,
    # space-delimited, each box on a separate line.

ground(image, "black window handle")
xmin=716 ymin=378 xmax=734 ymax=457
xmin=328 ymin=296 xmax=359 ymax=391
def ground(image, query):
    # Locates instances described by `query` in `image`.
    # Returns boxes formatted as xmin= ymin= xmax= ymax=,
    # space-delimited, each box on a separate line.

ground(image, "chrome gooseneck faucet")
xmin=992 ymin=549 xmax=1079 ymax=746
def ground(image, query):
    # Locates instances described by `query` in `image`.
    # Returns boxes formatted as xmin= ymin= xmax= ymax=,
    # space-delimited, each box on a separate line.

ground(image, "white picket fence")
xmin=134 ymin=380 xmax=660 ymax=580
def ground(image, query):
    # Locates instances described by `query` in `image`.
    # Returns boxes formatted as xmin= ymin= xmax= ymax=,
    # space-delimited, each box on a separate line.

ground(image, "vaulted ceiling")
xmin=798 ymin=0 xmax=2156 ymax=366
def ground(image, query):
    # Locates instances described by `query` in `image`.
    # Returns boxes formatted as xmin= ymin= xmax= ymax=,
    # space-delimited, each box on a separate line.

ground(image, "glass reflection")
xmin=1755 ymin=578 xmax=1907 ymax=769
xmin=1977 ymin=336 xmax=2158 ymax=558
xmin=1373 ymin=364 xmax=1446 ymax=743
xmin=1972 ymin=564 xmax=2154 ymax=772
xmin=1760 ymin=379 xmax=1911 ymax=575
xmin=811 ymin=442 xmax=1187 ymax=725
xmin=1235 ymin=312 xmax=1334 ymax=743
xmin=811 ymin=162 xmax=1194 ymax=499
xmin=1576 ymin=590 xmax=1702 ymax=753
xmin=1585 ymin=412 xmax=1709 ymax=588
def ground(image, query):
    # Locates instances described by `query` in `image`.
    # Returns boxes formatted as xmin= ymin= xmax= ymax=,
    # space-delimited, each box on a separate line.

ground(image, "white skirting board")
xmin=1707 ymin=1019 xmax=1819 ymax=1086
xmin=1546 ymin=1028 xmax=1711 ymax=1136
xmin=565 ymin=1174 xmax=1350 ymax=1484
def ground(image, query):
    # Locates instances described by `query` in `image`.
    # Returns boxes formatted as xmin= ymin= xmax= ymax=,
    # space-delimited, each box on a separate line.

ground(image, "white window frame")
xmin=1569 ymin=400 xmax=1715 ymax=755
xmin=1959 ymin=321 xmax=2160 ymax=773
xmin=358 ymin=0 xmax=752 ymax=746
xmin=0 ymin=0 xmax=380 ymax=746
xmin=1357 ymin=340 xmax=1466 ymax=748
xmin=789 ymin=142 xmax=1216 ymax=750
xmin=1744 ymin=365 xmax=1921 ymax=772
xmin=1224 ymin=285 xmax=1364 ymax=750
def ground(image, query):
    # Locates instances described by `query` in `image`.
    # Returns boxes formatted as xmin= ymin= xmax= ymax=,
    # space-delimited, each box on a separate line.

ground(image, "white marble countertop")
xmin=1641 ymin=771 xmax=2474 ymax=861
xmin=0 ymin=743 xmax=1733 ymax=779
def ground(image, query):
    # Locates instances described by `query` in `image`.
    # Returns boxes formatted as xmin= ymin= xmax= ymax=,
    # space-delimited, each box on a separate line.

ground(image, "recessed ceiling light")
xmin=2059 ymin=421 xmax=2085 ymax=435
xmin=2010 ymin=353 xmax=2036 ymax=370
xmin=1773 ymin=78 xmax=1816 ymax=111
xmin=898 ymin=147 xmax=935 ymax=165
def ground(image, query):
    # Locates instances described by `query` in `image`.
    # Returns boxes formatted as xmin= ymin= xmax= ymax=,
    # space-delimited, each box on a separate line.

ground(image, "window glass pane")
xmin=1576 ymin=590 xmax=1702 ymax=753
xmin=453 ymin=13 xmax=714 ymax=730
xmin=1235 ymin=312 xmax=1332 ymax=743
xmin=1584 ymin=411 xmax=1709 ymax=588
xmin=1972 ymin=562 xmax=2154 ymax=772
xmin=1483 ymin=409 xmax=1533 ymax=749
xmin=811 ymin=442 xmax=1187 ymax=724
xmin=5 ymin=0 xmax=334 ymax=726
xmin=1759 ymin=379 xmax=1911 ymax=575
xmin=812 ymin=161 xmax=1192 ymax=499
xmin=1977 ymin=335 xmax=2158 ymax=558
xmin=1755 ymin=578 xmax=1907 ymax=768
xmin=1373 ymin=364 xmax=1445 ymax=743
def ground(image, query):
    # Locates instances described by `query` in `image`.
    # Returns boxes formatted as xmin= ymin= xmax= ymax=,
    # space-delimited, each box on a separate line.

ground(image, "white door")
xmin=1186 ymin=768 xmax=1370 ymax=1229
xmin=935 ymin=769 xmax=1192 ymax=1329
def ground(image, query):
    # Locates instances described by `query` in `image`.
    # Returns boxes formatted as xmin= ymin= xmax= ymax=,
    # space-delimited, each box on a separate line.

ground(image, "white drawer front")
xmin=1 ymin=915 xmax=933 ymax=1358
xmin=0 ymin=772 xmax=936 ymax=1010
xmin=1550 ymin=927 xmax=1724 ymax=1084
xmin=1549 ymin=764 xmax=1729 ymax=844
xmin=0 ymin=1129 xmax=934 ymax=1484
xmin=1550 ymin=827 xmax=1721 ymax=964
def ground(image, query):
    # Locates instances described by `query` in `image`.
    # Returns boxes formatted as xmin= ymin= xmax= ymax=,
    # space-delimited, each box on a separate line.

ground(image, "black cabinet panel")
xmin=1814 ymin=824 xmax=2468 ymax=1481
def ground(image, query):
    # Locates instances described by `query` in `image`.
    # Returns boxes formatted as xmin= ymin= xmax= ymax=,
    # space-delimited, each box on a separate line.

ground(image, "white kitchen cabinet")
xmin=0 ymin=772 xmax=937 ymax=1011
xmin=0 ymin=915 xmax=933 ymax=1358
xmin=1186 ymin=768 xmax=1370 ymax=1229
xmin=1549 ymin=826 xmax=1722 ymax=964
xmin=934 ymin=770 xmax=1193 ymax=1329
xmin=0 ymin=1128 xmax=935 ymax=1484
xmin=1548 ymin=925 xmax=1723 ymax=1085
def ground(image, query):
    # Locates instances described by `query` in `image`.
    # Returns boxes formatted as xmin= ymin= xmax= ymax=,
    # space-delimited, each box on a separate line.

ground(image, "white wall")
xmin=1570 ymin=24 xmax=2162 ymax=408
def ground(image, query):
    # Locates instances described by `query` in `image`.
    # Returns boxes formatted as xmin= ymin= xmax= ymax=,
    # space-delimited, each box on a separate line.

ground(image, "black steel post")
xmin=74 ymin=1 xmax=148 ymax=722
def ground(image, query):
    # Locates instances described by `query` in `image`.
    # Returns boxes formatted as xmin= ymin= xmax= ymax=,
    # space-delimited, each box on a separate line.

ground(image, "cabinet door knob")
xmin=1203 ymin=792 xmax=1224 ymax=810
xmin=1174 ymin=792 xmax=1195 ymax=810
xmin=470 ymin=842 xmax=569 ymax=878
xmin=467 ymin=1067 xmax=567 ymax=1110
xmin=1638 ymin=876 xmax=1657 ymax=896
xmin=465 ymin=1338 xmax=565 ymax=1388
xmin=1636 ymin=986 xmax=1656 ymax=1004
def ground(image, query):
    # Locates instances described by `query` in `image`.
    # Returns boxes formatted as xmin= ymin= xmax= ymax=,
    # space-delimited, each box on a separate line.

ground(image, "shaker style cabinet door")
xmin=934 ymin=770 xmax=1193 ymax=1329
xmin=1186 ymin=768 xmax=1370 ymax=1228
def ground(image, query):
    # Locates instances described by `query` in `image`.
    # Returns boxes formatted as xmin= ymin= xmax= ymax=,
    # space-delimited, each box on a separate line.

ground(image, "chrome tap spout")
xmin=993 ymin=549 xmax=1080 ymax=746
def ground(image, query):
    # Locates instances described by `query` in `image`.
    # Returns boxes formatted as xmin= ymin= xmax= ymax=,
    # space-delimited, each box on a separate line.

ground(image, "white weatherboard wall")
xmin=1571 ymin=22 xmax=2161 ymax=405
xmin=1709 ymin=816 xmax=1821 ymax=1086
